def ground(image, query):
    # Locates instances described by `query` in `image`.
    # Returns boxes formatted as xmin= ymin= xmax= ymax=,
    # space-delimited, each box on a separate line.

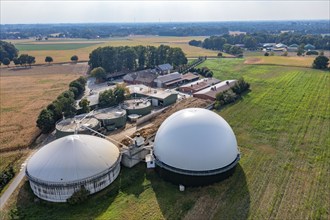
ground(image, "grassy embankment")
xmin=2 ymin=58 xmax=329 ymax=220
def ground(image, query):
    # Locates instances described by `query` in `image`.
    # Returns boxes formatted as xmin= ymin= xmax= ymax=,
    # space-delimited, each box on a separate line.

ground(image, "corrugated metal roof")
xmin=157 ymin=63 xmax=173 ymax=71
xmin=155 ymin=72 xmax=182 ymax=83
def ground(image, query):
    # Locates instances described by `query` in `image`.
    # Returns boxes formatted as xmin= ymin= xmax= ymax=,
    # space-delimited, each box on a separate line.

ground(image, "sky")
xmin=1 ymin=1 xmax=329 ymax=24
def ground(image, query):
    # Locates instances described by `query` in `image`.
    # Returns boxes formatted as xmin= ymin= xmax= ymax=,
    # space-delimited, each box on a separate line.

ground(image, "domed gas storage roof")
xmin=154 ymin=108 xmax=239 ymax=173
xmin=27 ymin=134 xmax=120 ymax=183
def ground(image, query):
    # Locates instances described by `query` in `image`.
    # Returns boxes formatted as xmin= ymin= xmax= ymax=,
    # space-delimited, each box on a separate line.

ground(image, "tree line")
xmin=2 ymin=21 xmax=330 ymax=40
xmin=89 ymin=45 xmax=187 ymax=73
xmin=189 ymin=32 xmax=330 ymax=51
xmin=36 ymin=77 xmax=86 ymax=133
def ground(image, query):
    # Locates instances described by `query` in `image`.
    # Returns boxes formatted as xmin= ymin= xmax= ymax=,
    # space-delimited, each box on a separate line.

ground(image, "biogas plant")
xmin=26 ymin=108 xmax=240 ymax=202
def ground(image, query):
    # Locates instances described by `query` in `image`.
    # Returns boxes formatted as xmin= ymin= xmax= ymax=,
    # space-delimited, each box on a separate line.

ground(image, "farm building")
xmin=178 ymin=78 xmax=220 ymax=93
xmin=55 ymin=116 xmax=100 ymax=139
xmin=123 ymin=69 xmax=157 ymax=87
xmin=304 ymin=44 xmax=316 ymax=51
xmin=193 ymin=80 xmax=237 ymax=101
xmin=154 ymin=72 xmax=182 ymax=88
xmin=153 ymin=108 xmax=240 ymax=186
xmin=123 ymin=99 xmax=152 ymax=117
xmin=128 ymin=84 xmax=178 ymax=107
xmin=25 ymin=134 xmax=121 ymax=202
xmin=93 ymin=107 xmax=127 ymax=131
xmin=182 ymin=72 xmax=199 ymax=83
xmin=156 ymin=63 xmax=173 ymax=75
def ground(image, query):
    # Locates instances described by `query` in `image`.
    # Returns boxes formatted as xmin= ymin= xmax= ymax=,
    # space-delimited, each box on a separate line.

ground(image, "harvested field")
xmin=8 ymin=36 xmax=220 ymax=64
xmin=0 ymin=64 xmax=88 ymax=171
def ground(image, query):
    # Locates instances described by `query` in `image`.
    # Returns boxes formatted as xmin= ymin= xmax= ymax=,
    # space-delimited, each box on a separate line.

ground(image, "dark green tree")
xmin=27 ymin=55 xmax=36 ymax=67
xmin=79 ymin=98 xmax=90 ymax=113
xmin=98 ymin=89 xmax=116 ymax=108
xmin=91 ymin=67 xmax=106 ymax=82
xmin=18 ymin=54 xmax=29 ymax=67
xmin=71 ymin=55 xmax=79 ymax=62
xmin=0 ymin=41 xmax=18 ymax=62
xmin=45 ymin=56 xmax=53 ymax=64
xmin=312 ymin=55 xmax=329 ymax=69
xmin=36 ymin=109 xmax=55 ymax=133
xmin=13 ymin=57 xmax=20 ymax=67
xmin=2 ymin=58 xmax=10 ymax=67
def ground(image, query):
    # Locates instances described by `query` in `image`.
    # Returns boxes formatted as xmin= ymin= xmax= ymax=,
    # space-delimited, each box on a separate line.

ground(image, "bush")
xmin=232 ymin=77 xmax=250 ymax=95
xmin=215 ymin=90 xmax=238 ymax=106
xmin=264 ymin=52 xmax=269 ymax=56
xmin=217 ymin=52 xmax=223 ymax=57
xmin=67 ymin=186 xmax=90 ymax=205
xmin=0 ymin=165 xmax=15 ymax=192
xmin=312 ymin=55 xmax=329 ymax=69
xmin=71 ymin=55 xmax=78 ymax=62
xmin=306 ymin=50 xmax=319 ymax=55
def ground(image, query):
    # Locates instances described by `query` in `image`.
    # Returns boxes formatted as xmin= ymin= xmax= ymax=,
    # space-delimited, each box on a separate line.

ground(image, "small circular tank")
xmin=123 ymin=99 xmax=152 ymax=116
xmin=94 ymin=108 xmax=127 ymax=131
xmin=55 ymin=117 xmax=100 ymax=139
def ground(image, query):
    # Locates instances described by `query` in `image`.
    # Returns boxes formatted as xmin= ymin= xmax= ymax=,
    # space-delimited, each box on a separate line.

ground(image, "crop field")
xmin=8 ymin=36 xmax=219 ymax=64
xmin=244 ymin=56 xmax=315 ymax=67
xmin=0 ymin=64 xmax=88 ymax=173
xmin=15 ymin=43 xmax=100 ymax=51
xmin=2 ymin=59 xmax=329 ymax=219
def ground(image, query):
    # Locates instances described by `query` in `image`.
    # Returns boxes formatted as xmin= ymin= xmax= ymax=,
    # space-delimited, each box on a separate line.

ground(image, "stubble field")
xmin=7 ymin=36 xmax=219 ymax=64
xmin=0 ymin=64 xmax=87 ymax=173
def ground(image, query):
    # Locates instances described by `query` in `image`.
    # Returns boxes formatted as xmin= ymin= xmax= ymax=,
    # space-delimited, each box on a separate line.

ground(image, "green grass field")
xmin=15 ymin=43 xmax=100 ymax=51
xmin=2 ymin=59 xmax=329 ymax=220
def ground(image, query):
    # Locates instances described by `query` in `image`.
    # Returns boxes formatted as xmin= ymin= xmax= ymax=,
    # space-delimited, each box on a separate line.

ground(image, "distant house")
xmin=105 ymin=71 xmax=129 ymax=81
xmin=229 ymin=31 xmax=246 ymax=36
xmin=123 ymin=69 xmax=157 ymax=87
xmin=154 ymin=72 xmax=182 ymax=88
xmin=156 ymin=63 xmax=173 ymax=75
xmin=179 ymin=78 xmax=220 ymax=94
xmin=193 ymin=80 xmax=237 ymax=101
xmin=304 ymin=44 xmax=316 ymax=51
xmin=287 ymin=44 xmax=299 ymax=52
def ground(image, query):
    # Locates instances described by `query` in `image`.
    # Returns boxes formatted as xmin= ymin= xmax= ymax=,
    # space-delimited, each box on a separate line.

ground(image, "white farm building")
xmin=26 ymin=135 xmax=121 ymax=202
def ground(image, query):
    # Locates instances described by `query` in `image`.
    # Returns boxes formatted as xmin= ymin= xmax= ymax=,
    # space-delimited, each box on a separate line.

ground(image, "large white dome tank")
xmin=153 ymin=108 xmax=240 ymax=186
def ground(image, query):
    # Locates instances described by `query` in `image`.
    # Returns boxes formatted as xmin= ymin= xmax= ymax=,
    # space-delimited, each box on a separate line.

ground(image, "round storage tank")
xmin=94 ymin=108 xmax=127 ymax=131
xmin=55 ymin=117 xmax=100 ymax=139
xmin=153 ymin=108 xmax=240 ymax=186
xmin=123 ymin=99 xmax=152 ymax=117
xmin=26 ymin=134 xmax=121 ymax=202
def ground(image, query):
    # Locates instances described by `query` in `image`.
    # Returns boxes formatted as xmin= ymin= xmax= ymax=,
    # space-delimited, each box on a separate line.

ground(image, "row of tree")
xmin=36 ymin=77 xmax=86 ymax=133
xmin=214 ymin=78 xmax=250 ymax=109
xmin=190 ymin=32 xmax=330 ymax=51
xmin=190 ymin=67 xmax=214 ymax=77
xmin=89 ymin=45 xmax=187 ymax=73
